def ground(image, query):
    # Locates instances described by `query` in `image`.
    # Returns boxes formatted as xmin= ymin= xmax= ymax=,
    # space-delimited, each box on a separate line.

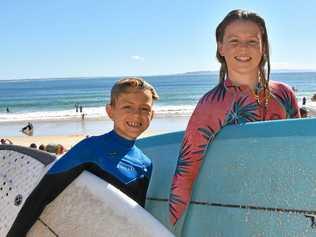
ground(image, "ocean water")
xmin=0 ymin=72 xmax=316 ymax=122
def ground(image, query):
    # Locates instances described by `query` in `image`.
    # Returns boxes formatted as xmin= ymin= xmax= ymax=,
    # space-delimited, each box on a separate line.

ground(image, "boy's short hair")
xmin=110 ymin=77 xmax=159 ymax=105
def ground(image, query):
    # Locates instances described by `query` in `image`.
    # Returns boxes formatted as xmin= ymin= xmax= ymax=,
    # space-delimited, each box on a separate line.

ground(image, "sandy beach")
xmin=3 ymin=129 xmax=170 ymax=150
xmin=4 ymin=134 xmax=86 ymax=150
xmin=1 ymin=109 xmax=316 ymax=150
xmin=0 ymin=116 xmax=190 ymax=150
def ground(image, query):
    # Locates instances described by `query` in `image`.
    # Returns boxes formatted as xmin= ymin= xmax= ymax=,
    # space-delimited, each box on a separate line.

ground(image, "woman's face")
xmin=218 ymin=20 xmax=264 ymax=77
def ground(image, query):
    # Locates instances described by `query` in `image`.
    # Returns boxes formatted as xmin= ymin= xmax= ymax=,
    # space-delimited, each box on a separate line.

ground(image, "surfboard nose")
xmin=0 ymin=145 xmax=56 ymax=237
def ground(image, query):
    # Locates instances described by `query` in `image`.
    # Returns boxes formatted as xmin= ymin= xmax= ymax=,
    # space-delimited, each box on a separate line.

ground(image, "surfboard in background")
xmin=137 ymin=117 xmax=316 ymax=236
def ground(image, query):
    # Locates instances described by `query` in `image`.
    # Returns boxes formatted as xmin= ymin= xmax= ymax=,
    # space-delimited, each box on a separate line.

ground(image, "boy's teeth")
xmin=127 ymin=121 xmax=141 ymax=127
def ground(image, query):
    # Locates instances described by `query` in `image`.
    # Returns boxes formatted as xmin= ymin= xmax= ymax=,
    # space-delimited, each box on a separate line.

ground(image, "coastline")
xmin=1 ymin=107 xmax=316 ymax=150
xmin=4 ymin=135 xmax=85 ymax=150
xmin=0 ymin=116 xmax=190 ymax=149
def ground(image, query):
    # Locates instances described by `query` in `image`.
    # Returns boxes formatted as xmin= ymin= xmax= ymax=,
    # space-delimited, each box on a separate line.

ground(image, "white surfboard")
xmin=0 ymin=145 xmax=173 ymax=237
xmin=28 ymin=171 xmax=174 ymax=237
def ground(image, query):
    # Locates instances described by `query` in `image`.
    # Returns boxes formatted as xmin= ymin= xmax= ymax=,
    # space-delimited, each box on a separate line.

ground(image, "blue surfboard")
xmin=137 ymin=118 xmax=316 ymax=236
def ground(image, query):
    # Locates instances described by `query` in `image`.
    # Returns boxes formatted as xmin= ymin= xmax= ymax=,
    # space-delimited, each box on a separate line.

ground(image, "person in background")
xmin=300 ymin=107 xmax=308 ymax=118
xmin=302 ymin=96 xmax=306 ymax=106
xmin=21 ymin=122 xmax=33 ymax=136
xmin=29 ymin=143 xmax=37 ymax=149
xmin=75 ymin=103 xmax=79 ymax=112
xmin=81 ymin=113 xmax=86 ymax=120
xmin=38 ymin=144 xmax=46 ymax=151
xmin=0 ymin=138 xmax=13 ymax=145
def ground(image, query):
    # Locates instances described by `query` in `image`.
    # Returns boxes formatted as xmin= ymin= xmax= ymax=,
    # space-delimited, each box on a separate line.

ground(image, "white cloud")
xmin=131 ymin=55 xmax=144 ymax=61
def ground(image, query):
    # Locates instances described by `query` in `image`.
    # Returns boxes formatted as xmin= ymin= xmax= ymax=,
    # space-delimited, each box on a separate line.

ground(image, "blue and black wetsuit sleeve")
xmin=84 ymin=161 xmax=152 ymax=207
xmin=7 ymin=140 xmax=91 ymax=237
xmin=134 ymin=162 xmax=152 ymax=207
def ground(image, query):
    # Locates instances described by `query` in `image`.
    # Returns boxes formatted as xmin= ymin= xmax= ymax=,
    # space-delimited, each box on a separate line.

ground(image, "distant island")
xmin=182 ymin=69 xmax=316 ymax=75
xmin=182 ymin=70 xmax=218 ymax=75
xmin=3 ymin=69 xmax=316 ymax=81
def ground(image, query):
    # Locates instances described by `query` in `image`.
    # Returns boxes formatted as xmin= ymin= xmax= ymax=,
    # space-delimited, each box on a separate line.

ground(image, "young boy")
xmin=8 ymin=77 xmax=159 ymax=236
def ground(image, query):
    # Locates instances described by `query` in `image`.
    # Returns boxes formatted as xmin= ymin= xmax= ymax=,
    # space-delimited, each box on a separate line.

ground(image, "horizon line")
xmin=1 ymin=69 xmax=316 ymax=81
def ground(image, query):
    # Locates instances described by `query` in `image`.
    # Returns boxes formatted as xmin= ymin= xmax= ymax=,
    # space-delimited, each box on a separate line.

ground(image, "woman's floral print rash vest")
xmin=169 ymin=79 xmax=300 ymax=225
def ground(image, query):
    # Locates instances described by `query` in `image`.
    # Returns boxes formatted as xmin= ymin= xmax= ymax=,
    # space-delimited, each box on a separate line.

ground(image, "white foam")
xmin=0 ymin=105 xmax=196 ymax=122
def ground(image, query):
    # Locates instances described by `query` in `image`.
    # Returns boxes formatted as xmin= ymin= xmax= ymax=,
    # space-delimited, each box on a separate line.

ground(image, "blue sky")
xmin=1 ymin=0 xmax=316 ymax=79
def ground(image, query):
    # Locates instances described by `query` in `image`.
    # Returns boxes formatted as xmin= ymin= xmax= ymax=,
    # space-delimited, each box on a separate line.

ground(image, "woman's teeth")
xmin=235 ymin=56 xmax=251 ymax=62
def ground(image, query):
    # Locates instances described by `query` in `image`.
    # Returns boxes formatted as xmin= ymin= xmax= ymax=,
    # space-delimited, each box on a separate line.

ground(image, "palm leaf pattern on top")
xmin=200 ymin=82 xmax=226 ymax=104
xmin=169 ymin=182 xmax=187 ymax=222
xmin=226 ymin=96 xmax=259 ymax=124
xmin=174 ymin=138 xmax=194 ymax=177
xmin=273 ymin=87 xmax=297 ymax=118
xmin=192 ymin=119 xmax=223 ymax=155
xmin=169 ymin=119 xmax=222 ymax=224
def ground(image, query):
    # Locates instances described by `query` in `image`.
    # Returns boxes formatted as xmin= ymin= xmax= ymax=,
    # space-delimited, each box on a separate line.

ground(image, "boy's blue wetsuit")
xmin=8 ymin=130 xmax=152 ymax=236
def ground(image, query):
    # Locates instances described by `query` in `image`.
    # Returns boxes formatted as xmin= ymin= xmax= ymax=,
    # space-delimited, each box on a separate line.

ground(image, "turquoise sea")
xmin=0 ymin=72 xmax=316 ymax=123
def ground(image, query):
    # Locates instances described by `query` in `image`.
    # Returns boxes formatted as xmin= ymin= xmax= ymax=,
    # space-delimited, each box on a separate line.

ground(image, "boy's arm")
xmin=139 ymin=162 xmax=152 ymax=207
xmin=125 ymin=160 xmax=152 ymax=207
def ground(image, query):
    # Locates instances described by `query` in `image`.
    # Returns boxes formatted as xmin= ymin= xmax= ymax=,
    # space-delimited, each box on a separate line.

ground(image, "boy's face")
xmin=106 ymin=89 xmax=154 ymax=140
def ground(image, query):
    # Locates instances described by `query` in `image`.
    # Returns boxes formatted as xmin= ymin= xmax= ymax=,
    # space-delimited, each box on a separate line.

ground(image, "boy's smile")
xmin=106 ymin=89 xmax=154 ymax=140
